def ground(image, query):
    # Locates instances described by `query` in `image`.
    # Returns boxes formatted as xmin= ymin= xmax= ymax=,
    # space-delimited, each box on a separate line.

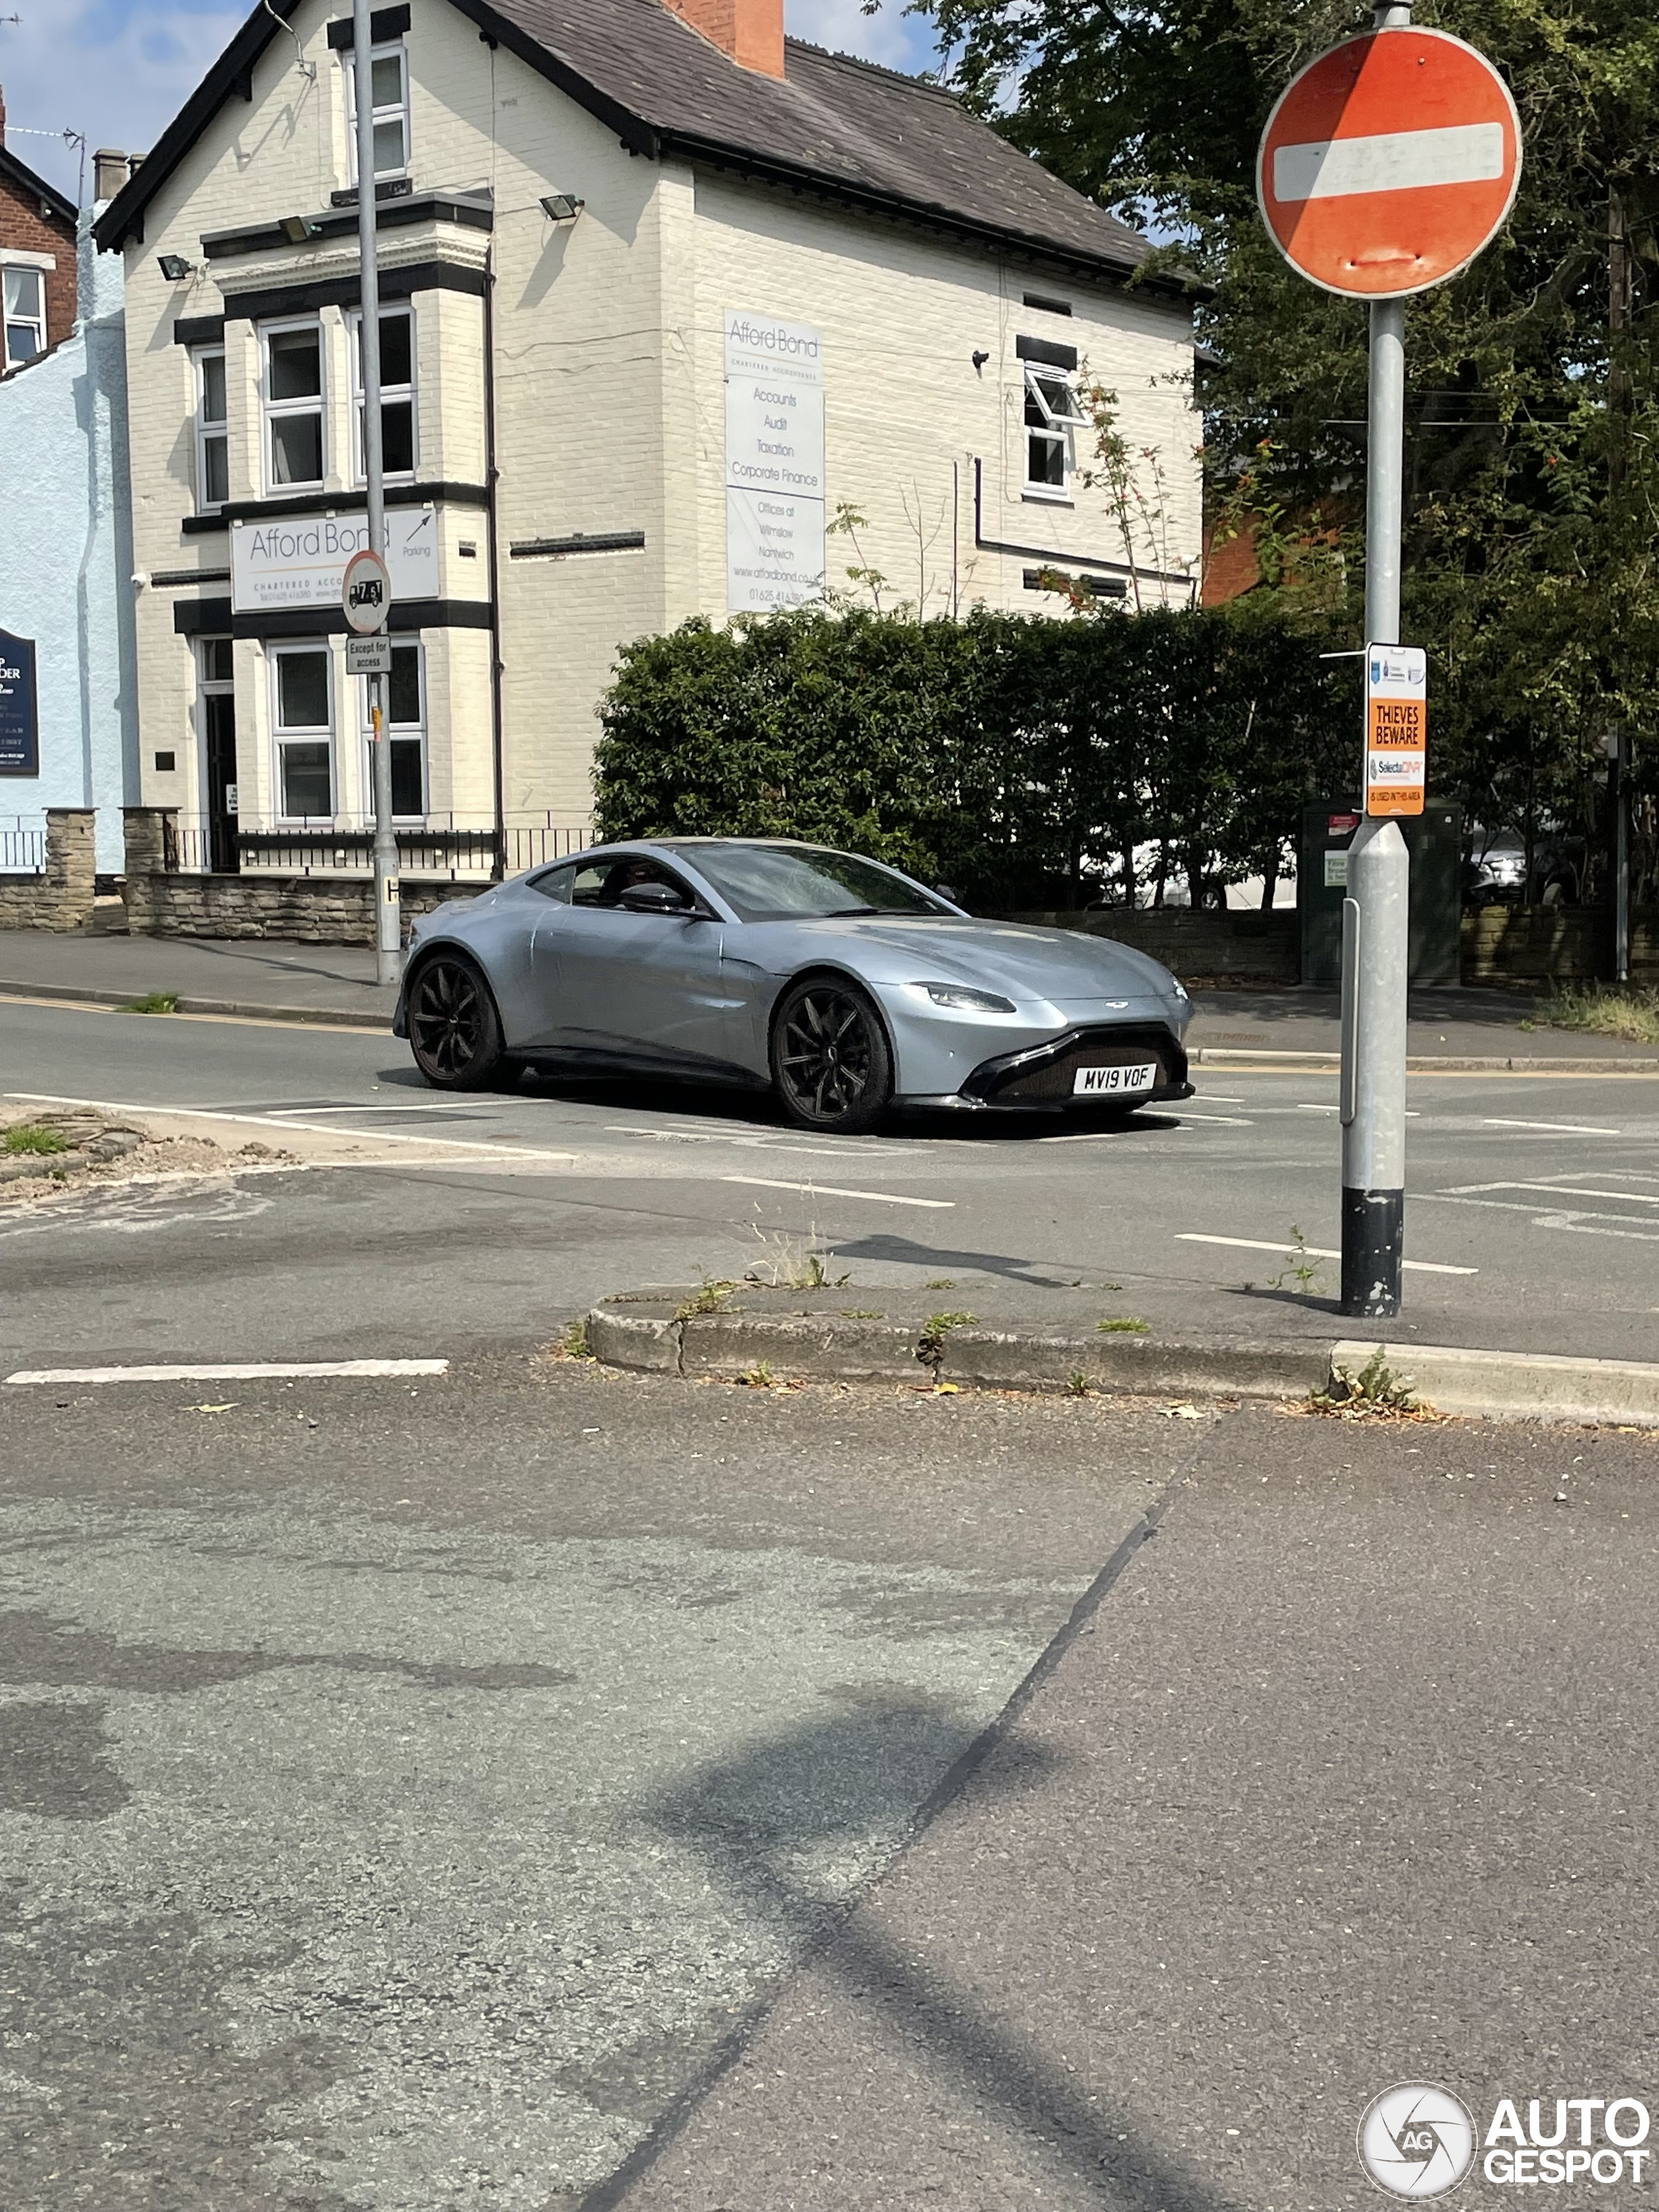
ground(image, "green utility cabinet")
xmin=1299 ymin=802 xmax=1463 ymax=986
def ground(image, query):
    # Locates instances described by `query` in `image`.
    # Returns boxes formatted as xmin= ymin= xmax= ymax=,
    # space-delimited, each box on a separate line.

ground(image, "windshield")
xmin=676 ymin=845 xmax=951 ymax=922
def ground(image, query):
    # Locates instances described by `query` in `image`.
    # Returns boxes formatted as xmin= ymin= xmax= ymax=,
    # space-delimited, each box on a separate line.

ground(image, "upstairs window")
xmin=263 ymin=321 xmax=325 ymax=490
xmin=1023 ymin=365 xmax=1087 ymax=495
xmin=347 ymin=42 xmax=411 ymax=180
xmin=351 ymin=307 xmax=415 ymax=480
xmin=194 ymin=347 xmax=228 ymax=511
xmin=3 ymin=266 xmax=47 ymax=371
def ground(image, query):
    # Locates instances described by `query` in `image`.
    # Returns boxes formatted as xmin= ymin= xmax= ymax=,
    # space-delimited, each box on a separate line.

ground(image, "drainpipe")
xmin=483 ymin=243 xmax=506 ymax=878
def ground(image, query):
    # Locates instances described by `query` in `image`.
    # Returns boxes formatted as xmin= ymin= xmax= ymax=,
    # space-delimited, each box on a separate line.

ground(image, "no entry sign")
xmin=1257 ymin=27 xmax=1521 ymax=299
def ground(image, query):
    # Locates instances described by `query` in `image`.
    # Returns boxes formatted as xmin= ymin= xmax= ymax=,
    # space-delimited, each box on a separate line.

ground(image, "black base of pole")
xmin=1340 ymin=1186 xmax=1403 ymax=1317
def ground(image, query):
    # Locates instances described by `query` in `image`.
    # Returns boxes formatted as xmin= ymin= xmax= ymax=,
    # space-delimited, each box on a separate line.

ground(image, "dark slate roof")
xmin=95 ymin=0 xmax=1176 ymax=293
xmin=0 ymin=141 xmax=78 ymax=229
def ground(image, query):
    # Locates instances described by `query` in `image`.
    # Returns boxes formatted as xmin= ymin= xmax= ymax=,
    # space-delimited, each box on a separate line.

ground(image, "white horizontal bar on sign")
xmin=1176 ymin=1233 xmax=1476 ymax=1275
xmin=5 ymin=1359 xmax=450 ymax=1385
xmin=1273 ymin=121 xmax=1505 ymax=204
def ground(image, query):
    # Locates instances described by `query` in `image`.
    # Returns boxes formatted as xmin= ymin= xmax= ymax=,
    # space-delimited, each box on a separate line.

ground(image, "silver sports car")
xmin=394 ymin=839 xmax=1194 ymax=1131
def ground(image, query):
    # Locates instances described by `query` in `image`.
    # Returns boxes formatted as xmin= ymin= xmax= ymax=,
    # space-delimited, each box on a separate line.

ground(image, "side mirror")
xmin=619 ymin=881 xmax=691 ymax=914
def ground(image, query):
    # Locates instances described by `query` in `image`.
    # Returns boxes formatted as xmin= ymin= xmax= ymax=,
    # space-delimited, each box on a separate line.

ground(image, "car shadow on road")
xmin=831 ymin=1231 xmax=1080 ymax=1288
xmin=592 ymin=1697 xmax=1238 ymax=2212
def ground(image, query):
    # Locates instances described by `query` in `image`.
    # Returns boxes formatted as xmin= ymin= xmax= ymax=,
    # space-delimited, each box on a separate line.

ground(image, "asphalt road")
xmin=3 ymin=1364 xmax=1654 ymax=2211
xmin=4 ymin=999 xmax=1658 ymax=1369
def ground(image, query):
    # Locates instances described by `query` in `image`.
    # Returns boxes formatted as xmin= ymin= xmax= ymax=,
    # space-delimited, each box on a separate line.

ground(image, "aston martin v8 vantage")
xmin=393 ymin=840 xmax=1194 ymax=1132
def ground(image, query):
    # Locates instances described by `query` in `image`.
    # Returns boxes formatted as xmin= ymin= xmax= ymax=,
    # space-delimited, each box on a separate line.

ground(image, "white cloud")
xmin=0 ymin=3 xmax=244 ymax=202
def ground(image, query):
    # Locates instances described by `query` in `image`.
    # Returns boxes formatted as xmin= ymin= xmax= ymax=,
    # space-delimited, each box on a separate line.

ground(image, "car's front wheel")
xmin=771 ymin=975 xmax=894 ymax=1133
xmin=406 ymin=952 xmax=518 ymax=1090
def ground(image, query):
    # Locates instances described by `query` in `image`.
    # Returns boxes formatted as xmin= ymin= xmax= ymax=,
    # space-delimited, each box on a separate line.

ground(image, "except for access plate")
xmin=1074 ymin=1062 xmax=1158 ymax=1097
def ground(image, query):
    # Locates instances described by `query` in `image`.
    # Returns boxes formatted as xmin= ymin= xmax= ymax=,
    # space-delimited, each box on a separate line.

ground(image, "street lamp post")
xmin=354 ymin=0 xmax=400 ymax=988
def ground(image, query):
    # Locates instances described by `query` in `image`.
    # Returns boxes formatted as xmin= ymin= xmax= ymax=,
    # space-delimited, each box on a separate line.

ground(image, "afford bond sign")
xmin=724 ymin=310 xmax=825 ymax=612
xmin=231 ymin=507 xmax=437 ymax=612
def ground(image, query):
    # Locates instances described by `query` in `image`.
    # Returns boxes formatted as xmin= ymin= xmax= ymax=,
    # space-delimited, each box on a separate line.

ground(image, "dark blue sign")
xmin=0 ymin=629 xmax=39 ymax=776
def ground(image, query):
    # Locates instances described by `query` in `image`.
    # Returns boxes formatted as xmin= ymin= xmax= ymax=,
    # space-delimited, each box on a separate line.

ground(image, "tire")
xmin=770 ymin=975 xmax=894 ymax=1134
xmin=406 ymin=951 xmax=514 ymax=1091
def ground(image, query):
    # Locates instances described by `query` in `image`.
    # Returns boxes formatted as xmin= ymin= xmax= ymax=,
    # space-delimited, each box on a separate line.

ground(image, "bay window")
xmin=351 ymin=307 xmax=415 ymax=480
xmin=273 ymin=645 xmax=334 ymax=819
xmin=364 ymin=642 xmax=426 ymax=817
xmin=263 ymin=321 xmax=325 ymax=490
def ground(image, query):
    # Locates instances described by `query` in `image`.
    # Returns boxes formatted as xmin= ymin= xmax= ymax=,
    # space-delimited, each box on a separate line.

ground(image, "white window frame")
xmin=362 ymin=639 xmax=427 ymax=821
xmin=1023 ymin=365 xmax=1087 ymax=500
xmin=270 ymin=642 xmax=336 ymax=823
xmin=349 ymin=305 xmax=417 ymax=483
xmin=2 ymin=262 xmax=49 ymax=372
xmin=193 ymin=346 xmax=229 ymax=512
xmin=345 ymin=40 xmax=412 ymax=183
xmin=261 ymin=318 xmax=327 ymax=495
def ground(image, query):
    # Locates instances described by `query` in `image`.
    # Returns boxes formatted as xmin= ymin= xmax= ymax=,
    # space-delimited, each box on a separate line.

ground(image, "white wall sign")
xmin=231 ymin=506 xmax=437 ymax=613
xmin=724 ymin=311 xmax=824 ymax=612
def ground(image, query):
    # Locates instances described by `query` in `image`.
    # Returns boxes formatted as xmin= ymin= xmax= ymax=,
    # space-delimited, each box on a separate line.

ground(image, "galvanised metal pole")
xmin=1340 ymin=286 xmax=1411 ymax=1318
xmin=354 ymin=0 xmax=400 ymax=988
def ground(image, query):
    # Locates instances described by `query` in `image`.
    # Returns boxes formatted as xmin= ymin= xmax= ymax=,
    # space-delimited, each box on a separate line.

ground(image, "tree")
xmin=916 ymin=0 xmax=1659 ymax=898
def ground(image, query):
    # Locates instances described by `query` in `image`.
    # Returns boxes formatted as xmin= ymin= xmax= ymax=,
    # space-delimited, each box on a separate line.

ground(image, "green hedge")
xmin=593 ymin=605 xmax=1352 ymax=907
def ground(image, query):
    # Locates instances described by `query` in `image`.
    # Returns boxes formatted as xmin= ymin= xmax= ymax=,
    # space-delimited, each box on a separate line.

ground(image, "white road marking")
xmin=1439 ymin=1180 xmax=1659 ymax=1206
xmin=723 ymin=1176 xmax=953 ymax=1209
xmin=1483 ymin=1117 xmax=1621 ymax=1136
xmin=1273 ymin=121 xmax=1506 ymax=204
xmin=5 ymin=1359 xmax=449 ymax=1386
xmin=1176 ymin=1233 xmax=1476 ymax=1276
xmin=1297 ymin=1103 xmax=1339 ymax=1114
xmin=1168 ymin=1112 xmax=1254 ymax=1126
xmin=6 ymin=1092 xmax=575 ymax=1161
xmin=1196 ymin=1095 xmax=1247 ymax=1104
xmin=1419 ymin=1195 xmax=1659 ymax=1242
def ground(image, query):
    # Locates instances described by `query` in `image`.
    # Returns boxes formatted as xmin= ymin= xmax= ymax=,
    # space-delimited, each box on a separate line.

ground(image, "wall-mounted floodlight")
xmin=539 ymin=193 xmax=585 ymax=222
xmin=279 ymin=215 xmax=322 ymax=244
xmin=156 ymin=253 xmax=194 ymax=282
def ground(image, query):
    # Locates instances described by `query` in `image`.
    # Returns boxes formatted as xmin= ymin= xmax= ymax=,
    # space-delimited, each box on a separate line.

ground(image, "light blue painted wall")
xmin=0 ymin=207 xmax=137 ymax=874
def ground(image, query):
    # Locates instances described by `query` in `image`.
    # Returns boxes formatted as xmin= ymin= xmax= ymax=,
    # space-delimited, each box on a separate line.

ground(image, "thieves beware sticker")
xmin=1365 ymin=644 xmax=1426 ymax=818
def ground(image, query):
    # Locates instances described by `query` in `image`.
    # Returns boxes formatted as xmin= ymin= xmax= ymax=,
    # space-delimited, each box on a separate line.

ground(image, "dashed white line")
xmin=5 ymin=1358 xmax=450 ymax=1386
xmin=723 ymin=1176 xmax=954 ymax=1209
xmin=1484 ymin=1117 xmax=1621 ymax=1136
xmin=1176 ymin=1233 xmax=1476 ymax=1275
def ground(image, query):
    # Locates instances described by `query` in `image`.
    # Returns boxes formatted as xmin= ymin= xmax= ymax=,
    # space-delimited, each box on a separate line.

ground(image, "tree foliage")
xmin=916 ymin=0 xmax=1659 ymax=898
xmin=594 ymin=606 xmax=1350 ymax=907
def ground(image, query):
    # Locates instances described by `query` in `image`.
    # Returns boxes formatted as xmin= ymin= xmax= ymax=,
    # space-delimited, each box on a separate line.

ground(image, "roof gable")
xmin=0 ymin=142 xmax=79 ymax=229
xmin=93 ymin=0 xmax=1177 ymax=294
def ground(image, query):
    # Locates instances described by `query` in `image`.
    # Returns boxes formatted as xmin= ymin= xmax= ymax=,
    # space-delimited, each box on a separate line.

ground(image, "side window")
xmin=194 ymin=347 xmax=228 ymax=511
xmin=2 ymin=266 xmax=47 ymax=371
xmin=570 ymin=863 xmax=610 ymax=907
xmin=529 ymin=864 xmax=574 ymax=904
xmin=348 ymin=41 xmax=411 ymax=180
xmin=263 ymin=321 xmax=325 ymax=490
xmin=1023 ymin=366 xmax=1087 ymax=495
xmin=353 ymin=307 xmax=415 ymax=481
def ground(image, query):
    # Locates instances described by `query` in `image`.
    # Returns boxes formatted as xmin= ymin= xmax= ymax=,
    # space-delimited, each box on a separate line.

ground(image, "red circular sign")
xmin=1257 ymin=28 xmax=1521 ymax=299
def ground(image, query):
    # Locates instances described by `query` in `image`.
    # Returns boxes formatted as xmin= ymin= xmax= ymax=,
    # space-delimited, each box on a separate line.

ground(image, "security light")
xmin=539 ymin=192 xmax=584 ymax=223
xmin=156 ymin=253 xmax=192 ymax=282
xmin=279 ymin=215 xmax=321 ymax=244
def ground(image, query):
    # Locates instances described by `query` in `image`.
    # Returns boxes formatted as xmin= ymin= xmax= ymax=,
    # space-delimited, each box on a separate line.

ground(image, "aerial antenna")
xmin=261 ymin=0 xmax=317 ymax=80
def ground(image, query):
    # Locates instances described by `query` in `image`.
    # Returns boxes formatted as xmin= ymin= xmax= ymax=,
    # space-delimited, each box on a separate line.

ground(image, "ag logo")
xmin=1358 ymin=2082 xmax=1477 ymax=2198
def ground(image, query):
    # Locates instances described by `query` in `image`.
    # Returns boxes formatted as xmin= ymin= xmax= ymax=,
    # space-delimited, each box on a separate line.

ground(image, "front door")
xmin=204 ymin=693 xmax=240 ymax=874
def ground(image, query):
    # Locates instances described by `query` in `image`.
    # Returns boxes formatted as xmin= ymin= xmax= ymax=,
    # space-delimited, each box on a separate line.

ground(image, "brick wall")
xmin=0 ymin=164 xmax=77 ymax=354
xmin=1461 ymin=905 xmax=1659 ymax=986
xmin=1003 ymin=906 xmax=1300 ymax=984
xmin=0 ymin=808 xmax=97 ymax=927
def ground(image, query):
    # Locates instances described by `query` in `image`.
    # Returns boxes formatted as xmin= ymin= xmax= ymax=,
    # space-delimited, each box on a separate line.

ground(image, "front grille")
xmin=964 ymin=1023 xmax=1189 ymax=1106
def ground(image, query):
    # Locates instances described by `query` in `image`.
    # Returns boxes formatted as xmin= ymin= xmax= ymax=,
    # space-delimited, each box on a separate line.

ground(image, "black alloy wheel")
xmin=771 ymin=977 xmax=894 ymax=1133
xmin=407 ymin=953 xmax=515 ymax=1090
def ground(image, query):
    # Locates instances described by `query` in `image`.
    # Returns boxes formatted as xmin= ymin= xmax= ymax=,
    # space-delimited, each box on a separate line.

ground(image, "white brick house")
xmin=95 ymin=0 xmax=1200 ymax=888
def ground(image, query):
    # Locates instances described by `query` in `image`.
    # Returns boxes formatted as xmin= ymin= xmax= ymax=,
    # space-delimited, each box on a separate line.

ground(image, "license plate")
xmin=1073 ymin=1060 xmax=1158 ymax=1097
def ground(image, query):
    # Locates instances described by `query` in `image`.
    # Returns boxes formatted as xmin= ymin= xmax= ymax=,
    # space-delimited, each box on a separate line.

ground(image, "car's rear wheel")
xmin=407 ymin=952 xmax=516 ymax=1090
xmin=771 ymin=976 xmax=894 ymax=1133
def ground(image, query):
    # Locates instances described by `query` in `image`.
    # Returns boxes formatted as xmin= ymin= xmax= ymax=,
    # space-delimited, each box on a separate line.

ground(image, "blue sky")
xmin=0 ymin=0 xmax=940 ymax=204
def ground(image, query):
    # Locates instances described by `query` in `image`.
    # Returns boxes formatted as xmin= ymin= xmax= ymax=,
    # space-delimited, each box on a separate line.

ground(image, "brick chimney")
xmin=661 ymin=0 xmax=785 ymax=79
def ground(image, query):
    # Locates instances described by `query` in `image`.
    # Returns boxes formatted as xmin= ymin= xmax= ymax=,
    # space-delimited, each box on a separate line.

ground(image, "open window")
xmin=1023 ymin=366 xmax=1087 ymax=495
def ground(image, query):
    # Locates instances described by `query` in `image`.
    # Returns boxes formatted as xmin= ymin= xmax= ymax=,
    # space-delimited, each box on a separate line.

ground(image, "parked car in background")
xmin=1463 ymin=830 xmax=1584 ymax=907
xmin=394 ymin=839 xmax=1194 ymax=1132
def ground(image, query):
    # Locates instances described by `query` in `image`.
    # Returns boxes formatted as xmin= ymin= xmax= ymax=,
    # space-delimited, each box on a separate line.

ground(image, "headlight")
xmin=1172 ymin=979 xmax=1189 ymax=1001
xmin=916 ymin=981 xmax=1017 ymax=1014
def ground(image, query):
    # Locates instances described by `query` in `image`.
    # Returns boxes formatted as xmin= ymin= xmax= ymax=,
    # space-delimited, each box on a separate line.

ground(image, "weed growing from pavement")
xmin=737 ymin=1361 xmax=776 ymax=1388
xmin=553 ymin=1320 xmax=594 ymax=1361
xmin=1097 ymin=1316 xmax=1149 ymax=1334
xmin=4 ymin=1124 xmax=68 ymax=1156
xmin=121 ymin=991 xmax=180 ymax=1014
xmin=925 ymin=1278 xmax=955 ymax=1289
xmin=1271 ymin=1225 xmax=1326 ymax=1298
xmin=916 ymin=1311 xmax=975 ymax=1377
xmin=1066 ymin=1371 xmax=1091 ymax=1397
xmin=1540 ymin=983 xmax=1659 ymax=1045
xmin=675 ymin=1279 xmax=737 ymax=1321
xmin=840 ymin=1308 xmax=885 ymax=1319
xmin=1312 ymin=1347 xmax=1436 ymax=1421
xmin=743 ymin=1217 xmax=848 ymax=1288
